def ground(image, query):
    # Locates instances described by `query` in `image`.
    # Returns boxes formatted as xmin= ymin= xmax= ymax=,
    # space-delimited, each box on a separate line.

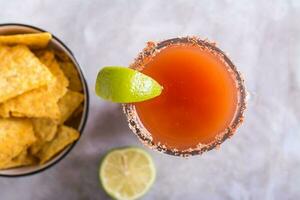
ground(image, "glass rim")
xmin=123 ymin=36 xmax=247 ymax=157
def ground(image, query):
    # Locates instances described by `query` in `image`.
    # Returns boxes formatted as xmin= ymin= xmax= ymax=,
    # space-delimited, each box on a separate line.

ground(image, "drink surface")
xmin=134 ymin=44 xmax=238 ymax=151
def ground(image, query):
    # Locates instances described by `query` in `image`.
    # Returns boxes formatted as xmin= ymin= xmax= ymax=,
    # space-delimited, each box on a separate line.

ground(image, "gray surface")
xmin=1 ymin=0 xmax=300 ymax=199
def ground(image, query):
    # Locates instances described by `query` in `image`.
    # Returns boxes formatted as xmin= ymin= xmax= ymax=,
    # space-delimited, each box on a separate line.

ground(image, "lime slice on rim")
xmin=99 ymin=147 xmax=156 ymax=200
xmin=95 ymin=66 xmax=163 ymax=103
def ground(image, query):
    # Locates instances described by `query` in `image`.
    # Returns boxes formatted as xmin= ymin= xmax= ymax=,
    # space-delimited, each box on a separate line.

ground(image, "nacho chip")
xmin=0 ymin=45 xmax=53 ymax=103
xmin=0 ymin=150 xmax=36 ymax=170
xmin=30 ymin=143 xmax=43 ymax=156
xmin=55 ymin=50 xmax=70 ymax=62
xmin=0 ymin=105 xmax=9 ymax=118
xmin=0 ymin=32 xmax=52 ymax=49
xmin=0 ymin=33 xmax=85 ymax=169
xmin=58 ymin=90 xmax=84 ymax=124
xmin=0 ymin=50 xmax=69 ymax=119
xmin=37 ymin=125 xmax=79 ymax=164
xmin=72 ymin=104 xmax=84 ymax=118
xmin=30 ymin=118 xmax=58 ymax=155
xmin=0 ymin=119 xmax=36 ymax=164
xmin=34 ymin=49 xmax=55 ymax=65
xmin=32 ymin=118 xmax=58 ymax=141
xmin=58 ymin=61 xmax=83 ymax=92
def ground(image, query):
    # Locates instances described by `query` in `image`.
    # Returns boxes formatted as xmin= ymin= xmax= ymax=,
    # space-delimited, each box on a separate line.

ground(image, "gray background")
xmin=1 ymin=0 xmax=300 ymax=199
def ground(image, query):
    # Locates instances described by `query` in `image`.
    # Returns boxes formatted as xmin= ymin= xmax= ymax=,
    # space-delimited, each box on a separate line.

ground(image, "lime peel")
xmin=95 ymin=66 xmax=163 ymax=103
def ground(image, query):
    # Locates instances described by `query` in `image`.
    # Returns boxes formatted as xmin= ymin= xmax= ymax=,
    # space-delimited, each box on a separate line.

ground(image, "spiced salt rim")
xmin=123 ymin=36 xmax=247 ymax=157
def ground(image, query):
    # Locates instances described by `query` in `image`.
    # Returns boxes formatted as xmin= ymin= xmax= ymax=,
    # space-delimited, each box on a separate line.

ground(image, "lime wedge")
xmin=95 ymin=66 xmax=163 ymax=103
xmin=99 ymin=147 xmax=156 ymax=200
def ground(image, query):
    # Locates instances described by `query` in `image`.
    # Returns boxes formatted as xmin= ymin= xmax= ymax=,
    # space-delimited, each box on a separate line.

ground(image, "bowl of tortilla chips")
xmin=0 ymin=23 xmax=89 ymax=177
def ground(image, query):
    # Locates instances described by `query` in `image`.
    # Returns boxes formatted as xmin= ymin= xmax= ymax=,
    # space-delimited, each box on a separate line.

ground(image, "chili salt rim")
xmin=123 ymin=36 xmax=247 ymax=157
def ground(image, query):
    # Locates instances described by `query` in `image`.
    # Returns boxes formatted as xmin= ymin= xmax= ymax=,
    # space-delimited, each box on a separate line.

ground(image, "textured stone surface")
xmin=1 ymin=0 xmax=300 ymax=199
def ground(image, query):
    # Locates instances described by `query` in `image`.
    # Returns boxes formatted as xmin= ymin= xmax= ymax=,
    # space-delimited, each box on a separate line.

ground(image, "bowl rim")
xmin=0 ymin=23 xmax=89 ymax=177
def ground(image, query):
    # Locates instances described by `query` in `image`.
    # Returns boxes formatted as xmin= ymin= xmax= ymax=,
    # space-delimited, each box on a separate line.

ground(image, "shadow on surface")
xmin=85 ymin=104 xmax=134 ymax=147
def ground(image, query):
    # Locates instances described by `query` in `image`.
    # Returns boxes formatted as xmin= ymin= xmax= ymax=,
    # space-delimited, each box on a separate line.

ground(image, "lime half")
xmin=95 ymin=66 xmax=163 ymax=103
xmin=99 ymin=147 xmax=156 ymax=200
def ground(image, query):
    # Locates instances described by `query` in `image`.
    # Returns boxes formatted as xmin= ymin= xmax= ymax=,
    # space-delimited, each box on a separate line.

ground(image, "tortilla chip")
xmin=37 ymin=125 xmax=79 ymax=164
xmin=0 ymin=151 xmax=36 ymax=170
xmin=30 ymin=118 xmax=58 ymax=155
xmin=32 ymin=118 xmax=58 ymax=141
xmin=0 ymin=119 xmax=36 ymax=164
xmin=0 ymin=32 xmax=52 ymax=49
xmin=0 ymin=50 xmax=69 ymax=119
xmin=54 ymin=50 xmax=70 ymax=62
xmin=58 ymin=61 xmax=83 ymax=92
xmin=34 ymin=49 xmax=55 ymax=65
xmin=0 ymin=45 xmax=53 ymax=103
xmin=58 ymin=90 xmax=84 ymax=124
xmin=72 ymin=104 xmax=84 ymax=118
xmin=0 ymin=105 xmax=9 ymax=118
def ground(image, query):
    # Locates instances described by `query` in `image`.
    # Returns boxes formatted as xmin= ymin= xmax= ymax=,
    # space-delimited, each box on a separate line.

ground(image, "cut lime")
xmin=99 ymin=147 xmax=156 ymax=200
xmin=95 ymin=66 xmax=163 ymax=103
